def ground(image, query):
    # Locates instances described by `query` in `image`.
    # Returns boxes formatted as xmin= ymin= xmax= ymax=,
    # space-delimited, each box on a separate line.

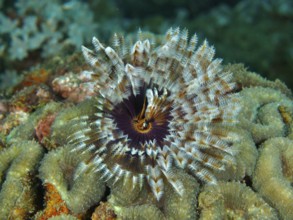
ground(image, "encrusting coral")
xmin=198 ymin=181 xmax=278 ymax=220
xmin=253 ymin=137 xmax=293 ymax=219
xmin=35 ymin=112 xmax=58 ymax=146
xmin=69 ymin=27 xmax=241 ymax=202
xmin=0 ymin=140 xmax=44 ymax=219
xmin=6 ymin=102 xmax=62 ymax=146
xmin=0 ymin=110 xmax=29 ymax=136
xmin=91 ymin=202 xmax=116 ymax=220
xmin=9 ymin=84 xmax=53 ymax=113
xmin=35 ymin=183 xmax=71 ymax=220
xmin=52 ymin=70 xmax=98 ymax=103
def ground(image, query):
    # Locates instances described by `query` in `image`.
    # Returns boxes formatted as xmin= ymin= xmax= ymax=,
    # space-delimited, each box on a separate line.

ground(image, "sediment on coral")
xmin=253 ymin=137 xmax=293 ymax=219
xmin=39 ymin=145 xmax=106 ymax=214
xmin=0 ymin=140 xmax=44 ymax=219
xmin=198 ymin=181 xmax=278 ymax=220
xmin=91 ymin=202 xmax=116 ymax=220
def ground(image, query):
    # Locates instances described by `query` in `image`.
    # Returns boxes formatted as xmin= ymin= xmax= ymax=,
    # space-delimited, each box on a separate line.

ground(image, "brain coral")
xmin=198 ymin=181 xmax=278 ymax=219
xmin=69 ymin=27 xmax=241 ymax=201
xmin=0 ymin=140 xmax=44 ymax=219
xmin=2 ymin=26 xmax=293 ymax=219
xmin=39 ymin=145 xmax=106 ymax=214
xmin=253 ymin=137 xmax=293 ymax=219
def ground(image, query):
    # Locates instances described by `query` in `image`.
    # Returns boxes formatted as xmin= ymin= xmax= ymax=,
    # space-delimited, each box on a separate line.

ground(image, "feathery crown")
xmin=69 ymin=28 xmax=240 ymax=200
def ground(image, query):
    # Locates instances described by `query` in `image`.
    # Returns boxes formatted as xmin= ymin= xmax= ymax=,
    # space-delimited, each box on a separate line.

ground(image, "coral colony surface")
xmin=0 ymin=28 xmax=293 ymax=220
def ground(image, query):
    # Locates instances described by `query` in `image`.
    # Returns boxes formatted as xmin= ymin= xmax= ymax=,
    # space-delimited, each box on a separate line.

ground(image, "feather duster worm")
xmin=69 ymin=28 xmax=240 ymax=200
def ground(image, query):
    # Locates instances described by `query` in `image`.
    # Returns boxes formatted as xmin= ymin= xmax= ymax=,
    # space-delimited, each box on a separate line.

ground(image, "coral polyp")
xmin=69 ymin=28 xmax=240 ymax=200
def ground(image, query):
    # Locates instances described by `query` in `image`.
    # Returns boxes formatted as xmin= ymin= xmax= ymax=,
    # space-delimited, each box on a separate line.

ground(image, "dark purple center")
xmin=111 ymin=86 xmax=171 ymax=146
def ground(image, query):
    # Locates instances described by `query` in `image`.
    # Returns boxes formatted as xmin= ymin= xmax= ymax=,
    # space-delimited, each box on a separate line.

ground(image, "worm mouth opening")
xmin=132 ymin=118 xmax=153 ymax=134
xmin=111 ymin=85 xmax=172 ymax=146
